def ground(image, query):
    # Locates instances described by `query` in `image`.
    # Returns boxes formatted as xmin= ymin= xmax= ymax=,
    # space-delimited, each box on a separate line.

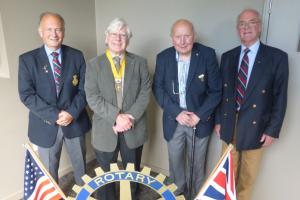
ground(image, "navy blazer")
xmin=153 ymin=43 xmax=222 ymax=141
xmin=18 ymin=45 xmax=91 ymax=148
xmin=216 ymin=42 xmax=289 ymax=150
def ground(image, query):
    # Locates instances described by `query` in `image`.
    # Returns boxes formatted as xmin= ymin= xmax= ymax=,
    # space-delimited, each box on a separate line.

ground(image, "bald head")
xmin=171 ymin=19 xmax=194 ymax=37
xmin=170 ymin=19 xmax=195 ymax=58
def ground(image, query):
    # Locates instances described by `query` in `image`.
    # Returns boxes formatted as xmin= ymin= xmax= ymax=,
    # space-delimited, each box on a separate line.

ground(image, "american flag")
xmin=195 ymin=146 xmax=236 ymax=200
xmin=24 ymin=149 xmax=63 ymax=200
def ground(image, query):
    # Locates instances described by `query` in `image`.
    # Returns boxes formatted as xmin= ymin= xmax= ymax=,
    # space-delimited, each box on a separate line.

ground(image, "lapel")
xmin=102 ymin=54 xmax=118 ymax=103
xmin=122 ymin=52 xmax=135 ymax=98
xmin=38 ymin=46 xmax=56 ymax=94
xmin=170 ymin=48 xmax=179 ymax=95
xmin=243 ymin=43 xmax=266 ymax=102
xmin=231 ymin=47 xmax=241 ymax=95
xmin=186 ymin=45 xmax=200 ymax=90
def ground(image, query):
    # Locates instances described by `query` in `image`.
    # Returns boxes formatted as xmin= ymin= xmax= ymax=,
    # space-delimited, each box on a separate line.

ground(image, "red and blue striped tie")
xmin=52 ymin=52 xmax=62 ymax=95
xmin=236 ymin=48 xmax=250 ymax=110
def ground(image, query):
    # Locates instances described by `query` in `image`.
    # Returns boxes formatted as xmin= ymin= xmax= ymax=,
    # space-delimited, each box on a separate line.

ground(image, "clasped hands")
xmin=176 ymin=111 xmax=200 ymax=127
xmin=56 ymin=110 xmax=73 ymax=126
xmin=112 ymin=114 xmax=134 ymax=134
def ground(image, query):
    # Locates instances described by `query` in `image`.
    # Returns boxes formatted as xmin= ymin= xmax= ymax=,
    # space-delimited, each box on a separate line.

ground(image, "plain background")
xmin=0 ymin=0 xmax=299 ymax=199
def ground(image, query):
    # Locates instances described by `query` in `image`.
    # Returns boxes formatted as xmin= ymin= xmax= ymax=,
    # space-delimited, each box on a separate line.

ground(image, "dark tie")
xmin=113 ymin=56 xmax=121 ymax=72
xmin=52 ymin=52 xmax=62 ymax=94
xmin=113 ymin=56 xmax=122 ymax=108
xmin=236 ymin=48 xmax=250 ymax=110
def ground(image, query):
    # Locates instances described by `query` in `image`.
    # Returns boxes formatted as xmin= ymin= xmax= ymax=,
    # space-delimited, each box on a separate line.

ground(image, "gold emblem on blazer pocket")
xmin=72 ymin=75 xmax=79 ymax=86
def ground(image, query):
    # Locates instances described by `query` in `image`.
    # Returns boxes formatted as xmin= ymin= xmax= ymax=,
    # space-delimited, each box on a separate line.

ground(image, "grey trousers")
xmin=38 ymin=127 xmax=86 ymax=185
xmin=167 ymin=124 xmax=209 ymax=199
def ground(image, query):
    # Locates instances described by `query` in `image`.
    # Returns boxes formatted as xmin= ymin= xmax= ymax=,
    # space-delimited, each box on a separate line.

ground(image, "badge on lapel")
xmin=198 ymin=74 xmax=205 ymax=82
xmin=72 ymin=75 xmax=79 ymax=86
xmin=43 ymin=65 xmax=49 ymax=73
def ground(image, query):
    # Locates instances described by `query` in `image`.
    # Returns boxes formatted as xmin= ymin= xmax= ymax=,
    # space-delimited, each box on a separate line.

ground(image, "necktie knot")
xmin=244 ymin=48 xmax=250 ymax=55
xmin=52 ymin=52 xmax=59 ymax=58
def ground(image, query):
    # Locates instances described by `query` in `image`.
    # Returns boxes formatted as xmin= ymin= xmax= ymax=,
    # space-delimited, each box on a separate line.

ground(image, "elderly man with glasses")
xmin=85 ymin=18 xmax=151 ymax=200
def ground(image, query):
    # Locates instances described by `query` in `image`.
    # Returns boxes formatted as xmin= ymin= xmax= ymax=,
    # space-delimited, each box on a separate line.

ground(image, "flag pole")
xmin=196 ymin=144 xmax=234 ymax=196
xmin=24 ymin=143 xmax=67 ymax=199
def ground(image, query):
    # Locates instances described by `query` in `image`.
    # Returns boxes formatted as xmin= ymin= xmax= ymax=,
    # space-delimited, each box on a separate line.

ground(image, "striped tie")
xmin=236 ymin=48 xmax=250 ymax=110
xmin=52 ymin=52 xmax=62 ymax=95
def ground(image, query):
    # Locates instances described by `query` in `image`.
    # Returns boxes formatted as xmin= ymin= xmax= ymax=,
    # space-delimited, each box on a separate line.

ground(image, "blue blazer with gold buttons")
xmin=153 ymin=43 xmax=222 ymax=141
xmin=216 ymin=42 xmax=289 ymax=150
xmin=18 ymin=45 xmax=91 ymax=148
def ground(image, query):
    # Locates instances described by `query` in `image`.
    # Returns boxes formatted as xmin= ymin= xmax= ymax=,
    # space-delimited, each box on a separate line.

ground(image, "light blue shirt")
xmin=176 ymin=52 xmax=190 ymax=109
xmin=44 ymin=45 xmax=62 ymax=78
xmin=238 ymin=40 xmax=260 ymax=86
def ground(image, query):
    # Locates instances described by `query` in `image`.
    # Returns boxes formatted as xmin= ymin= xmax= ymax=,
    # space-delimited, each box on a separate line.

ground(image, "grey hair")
xmin=105 ymin=18 xmax=132 ymax=39
xmin=39 ymin=12 xmax=65 ymax=29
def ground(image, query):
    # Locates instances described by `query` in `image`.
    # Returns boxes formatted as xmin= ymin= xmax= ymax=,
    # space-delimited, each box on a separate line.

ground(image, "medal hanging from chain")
xmin=106 ymin=49 xmax=126 ymax=92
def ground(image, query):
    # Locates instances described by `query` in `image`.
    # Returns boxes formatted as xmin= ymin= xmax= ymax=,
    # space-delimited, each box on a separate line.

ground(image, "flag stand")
xmin=24 ymin=143 xmax=67 ymax=199
xmin=188 ymin=126 xmax=196 ymax=200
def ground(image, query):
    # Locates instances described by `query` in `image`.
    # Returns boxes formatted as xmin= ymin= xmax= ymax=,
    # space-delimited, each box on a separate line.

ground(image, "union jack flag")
xmin=195 ymin=145 xmax=236 ymax=200
xmin=23 ymin=147 xmax=64 ymax=200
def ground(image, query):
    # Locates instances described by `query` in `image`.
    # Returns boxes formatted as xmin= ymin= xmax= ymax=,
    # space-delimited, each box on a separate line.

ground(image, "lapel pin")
xmin=43 ymin=65 xmax=48 ymax=73
xmin=196 ymin=53 xmax=199 ymax=56
xmin=198 ymin=74 xmax=205 ymax=81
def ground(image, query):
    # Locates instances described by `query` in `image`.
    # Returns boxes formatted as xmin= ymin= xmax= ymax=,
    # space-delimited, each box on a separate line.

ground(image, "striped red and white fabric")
xmin=24 ymin=150 xmax=62 ymax=200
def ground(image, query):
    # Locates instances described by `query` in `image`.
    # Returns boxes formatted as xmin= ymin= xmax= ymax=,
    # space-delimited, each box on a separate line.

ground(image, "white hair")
xmin=105 ymin=18 xmax=132 ymax=39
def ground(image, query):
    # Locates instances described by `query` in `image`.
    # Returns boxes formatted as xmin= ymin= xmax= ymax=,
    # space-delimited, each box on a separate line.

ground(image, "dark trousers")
xmin=94 ymin=134 xmax=143 ymax=200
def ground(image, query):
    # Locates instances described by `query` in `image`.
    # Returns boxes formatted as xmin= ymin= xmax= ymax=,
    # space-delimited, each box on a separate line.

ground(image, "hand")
xmin=176 ymin=111 xmax=193 ymax=127
xmin=260 ymin=134 xmax=275 ymax=147
xmin=188 ymin=112 xmax=200 ymax=127
xmin=214 ymin=124 xmax=221 ymax=137
xmin=56 ymin=111 xmax=73 ymax=126
xmin=113 ymin=114 xmax=133 ymax=134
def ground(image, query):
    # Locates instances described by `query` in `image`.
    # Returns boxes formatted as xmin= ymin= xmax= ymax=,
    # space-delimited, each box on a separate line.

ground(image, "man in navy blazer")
xmin=18 ymin=12 xmax=90 ymax=185
xmin=153 ymin=19 xmax=221 ymax=198
xmin=214 ymin=9 xmax=289 ymax=200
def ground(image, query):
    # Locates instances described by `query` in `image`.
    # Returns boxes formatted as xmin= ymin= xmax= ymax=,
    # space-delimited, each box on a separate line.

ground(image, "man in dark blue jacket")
xmin=215 ymin=9 xmax=289 ymax=200
xmin=153 ymin=19 xmax=221 ymax=198
xmin=18 ymin=12 xmax=90 ymax=185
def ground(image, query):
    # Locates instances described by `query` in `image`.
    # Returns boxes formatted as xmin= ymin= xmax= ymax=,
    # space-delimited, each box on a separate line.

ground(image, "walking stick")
xmin=188 ymin=126 xmax=196 ymax=200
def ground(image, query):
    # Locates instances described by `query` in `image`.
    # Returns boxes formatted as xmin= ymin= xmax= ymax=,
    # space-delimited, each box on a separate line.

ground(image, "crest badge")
xmin=72 ymin=75 xmax=79 ymax=86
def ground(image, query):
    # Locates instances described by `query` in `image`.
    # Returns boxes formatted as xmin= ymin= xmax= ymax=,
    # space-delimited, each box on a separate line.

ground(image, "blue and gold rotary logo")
xmin=67 ymin=163 xmax=184 ymax=200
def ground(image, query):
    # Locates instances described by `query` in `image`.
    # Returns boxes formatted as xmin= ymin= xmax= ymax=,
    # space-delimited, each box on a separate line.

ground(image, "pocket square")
xmin=198 ymin=74 xmax=205 ymax=81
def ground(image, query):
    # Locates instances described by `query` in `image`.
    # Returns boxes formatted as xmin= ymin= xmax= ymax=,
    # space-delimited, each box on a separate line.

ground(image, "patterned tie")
xmin=236 ymin=48 xmax=250 ymax=110
xmin=52 ymin=52 xmax=62 ymax=95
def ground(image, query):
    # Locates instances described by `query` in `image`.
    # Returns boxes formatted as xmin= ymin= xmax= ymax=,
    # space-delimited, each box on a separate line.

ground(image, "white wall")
xmin=0 ymin=0 xmax=97 ymax=199
xmin=252 ymin=0 xmax=300 ymax=199
xmin=94 ymin=0 xmax=264 ymax=187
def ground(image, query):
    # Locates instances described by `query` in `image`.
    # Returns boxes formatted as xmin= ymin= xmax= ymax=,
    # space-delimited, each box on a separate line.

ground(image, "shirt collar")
xmin=175 ymin=51 xmax=191 ymax=63
xmin=44 ymin=45 xmax=62 ymax=57
xmin=241 ymin=40 xmax=260 ymax=54
xmin=109 ymin=50 xmax=125 ymax=60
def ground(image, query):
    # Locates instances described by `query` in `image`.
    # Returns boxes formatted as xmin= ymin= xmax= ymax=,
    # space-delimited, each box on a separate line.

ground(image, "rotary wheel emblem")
xmin=67 ymin=163 xmax=185 ymax=200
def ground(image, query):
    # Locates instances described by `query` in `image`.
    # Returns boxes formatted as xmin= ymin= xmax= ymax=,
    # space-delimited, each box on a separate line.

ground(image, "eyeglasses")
xmin=109 ymin=32 xmax=128 ymax=40
xmin=238 ymin=20 xmax=260 ymax=29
